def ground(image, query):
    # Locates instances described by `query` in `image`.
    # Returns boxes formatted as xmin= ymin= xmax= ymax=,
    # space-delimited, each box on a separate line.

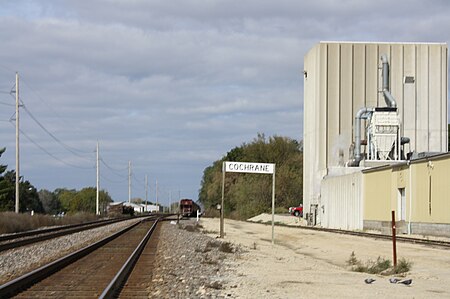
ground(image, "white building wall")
xmin=321 ymin=171 xmax=363 ymax=230
xmin=303 ymin=41 xmax=448 ymax=219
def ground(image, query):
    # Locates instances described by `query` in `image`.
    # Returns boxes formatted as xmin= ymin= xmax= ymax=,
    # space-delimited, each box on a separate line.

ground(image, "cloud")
xmin=0 ymin=0 xmax=449 ymax=203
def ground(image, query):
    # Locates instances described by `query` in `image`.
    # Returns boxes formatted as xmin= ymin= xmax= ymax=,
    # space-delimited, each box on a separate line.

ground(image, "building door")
xmin=398 ymin=188 xmax=406 ymax=221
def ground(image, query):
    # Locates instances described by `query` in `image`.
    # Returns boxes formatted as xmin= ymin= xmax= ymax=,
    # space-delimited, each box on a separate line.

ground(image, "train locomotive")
xmin=179 ymin=199 xmax=200 ymax=217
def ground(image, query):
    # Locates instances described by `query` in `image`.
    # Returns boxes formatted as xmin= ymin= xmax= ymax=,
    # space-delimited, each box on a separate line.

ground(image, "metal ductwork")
xmin=349 ymin=54 xmax=398 ymax=167
xmin=380 ymin=54 xmax=397 ymax=108
xmin=349 ymin=107 xmax=375 ymax=166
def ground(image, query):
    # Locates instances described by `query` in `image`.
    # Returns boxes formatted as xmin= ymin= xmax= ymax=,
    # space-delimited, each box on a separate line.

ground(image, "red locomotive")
xmin=179 ymin=199 xmax=200 ymax=217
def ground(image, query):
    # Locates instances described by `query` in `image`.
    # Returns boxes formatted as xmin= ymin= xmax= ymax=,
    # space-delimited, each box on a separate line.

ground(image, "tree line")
xmin=0 ymin=147 xmax=112 ymax=214
xmin=199 ymin=134 xmax=303 ymax=220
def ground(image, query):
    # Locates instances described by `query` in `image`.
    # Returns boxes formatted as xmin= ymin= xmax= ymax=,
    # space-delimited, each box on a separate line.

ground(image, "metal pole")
xmin=220 ymin=162 xmax=225 ymax=238
xmin=96 ymin=141 xmax=99 ymax=215
xmin=128 ymin=161 xmax=131 ymax=203
xmin=391 ymin=210 xmax=397 ymax=268
xmin=15 ymin=72 xmax=19 ymax=214
xmin=156 ymin=179 xmax=158 ymax=207
xmin=145 ymin=174 xmax=148 ymax=212
xmin=271 ymin=166 xmax=276 ymax=245
xmin=169 ymin=190 xmax=172 ymax=213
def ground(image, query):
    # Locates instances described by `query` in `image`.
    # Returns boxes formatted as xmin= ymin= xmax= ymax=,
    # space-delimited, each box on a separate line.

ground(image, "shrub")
xmin=347 ymin=252 xmax=411 ymax=275
xmin=393 ymin=258 xmax=412 ymax=274
xmin=0 ymin=211 xmax=100 ymax=234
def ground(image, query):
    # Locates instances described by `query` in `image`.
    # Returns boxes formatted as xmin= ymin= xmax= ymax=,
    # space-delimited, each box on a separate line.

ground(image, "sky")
xmin=0 ymin=0 xmax=449 ymax=206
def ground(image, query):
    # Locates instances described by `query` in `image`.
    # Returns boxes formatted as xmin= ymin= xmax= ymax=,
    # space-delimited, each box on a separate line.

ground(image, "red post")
xmin=391 ymin=210 xmax=397 ymax=268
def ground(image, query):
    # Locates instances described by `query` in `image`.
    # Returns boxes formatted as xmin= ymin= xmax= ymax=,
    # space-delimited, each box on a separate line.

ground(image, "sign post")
xmin=220 ymin=161 xmax=276 ymax=244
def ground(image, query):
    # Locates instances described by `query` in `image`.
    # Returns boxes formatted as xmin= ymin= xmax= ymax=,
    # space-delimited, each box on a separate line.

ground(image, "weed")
xmin=347 ymin=252 xmax=411 ymax=275
xmin=366 ymin=257 xmax=391 ymax=274
xmin=219 ymin=242 xmax=234 ymax=253
xmin=252 ymin=242 xmax=257 ymax=250
xmin=393 ymin=258 xmax=412 ymax=274
xmin=202 ymin=240 xmax=220 ymax=253
xmin=347 ymin=251 xmax=358 ymax=266
xmin=0 ymin=212 xmax=99 ymax=234
xmin=206 ymin=281 xmax=223 ymax=290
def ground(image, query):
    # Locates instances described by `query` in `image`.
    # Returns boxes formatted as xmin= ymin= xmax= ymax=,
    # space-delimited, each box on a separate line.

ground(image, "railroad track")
xmin=0 ymin=216 xmax=146 ymax=252
xmin=311 ymin=226 xmax=450 ymax=249
xmin=274 ymin=222 xmax=450 ymax=249
xmin=0 ymin=216 xmax=162 ymax=298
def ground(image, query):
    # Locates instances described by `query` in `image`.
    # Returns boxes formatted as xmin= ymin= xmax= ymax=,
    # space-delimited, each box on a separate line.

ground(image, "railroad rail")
xmin=272 ymin=221 xmax=450 ymax=249
xmin=0 ymin=216 xmax=162 ymax=298
xmin=308 ymin=226 xmax=450 ymax=249
xmin=0 ymin=216 xmax=147 ymax=252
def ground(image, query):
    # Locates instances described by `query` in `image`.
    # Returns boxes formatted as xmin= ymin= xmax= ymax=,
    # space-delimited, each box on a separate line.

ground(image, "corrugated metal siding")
xmin=321 ymin=171 xmax=363 ymax=230
xmin=303 ymin=42 xmax=448 ymax=219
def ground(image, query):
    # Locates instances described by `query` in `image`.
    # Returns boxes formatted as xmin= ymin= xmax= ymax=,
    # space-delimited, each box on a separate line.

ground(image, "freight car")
xmin=179 ymin=199 xmax=200 ymax=217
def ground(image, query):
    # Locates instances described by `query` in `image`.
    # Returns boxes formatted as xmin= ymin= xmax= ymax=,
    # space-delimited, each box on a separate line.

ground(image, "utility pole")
xmin=169 ymin=190 xmax=172 ymax=213
xmin=128 ymin=161 xmax=131 ymax=203
xmin=15 ymin=72 xmax=19 ymax=214
xmin=96 ymin=141 xmax=99 ymax=215
xmin=145 ymin=174 xmax=148 ymax=212
xmin=155 ymin=179 xmax=158 ymax=207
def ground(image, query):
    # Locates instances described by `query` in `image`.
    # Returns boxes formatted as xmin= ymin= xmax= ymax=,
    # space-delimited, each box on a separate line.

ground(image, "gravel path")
xmin=0 ymin=217 xmax=142 ymax=284
xmin=148 ymin=219 xmax=242 ymax=298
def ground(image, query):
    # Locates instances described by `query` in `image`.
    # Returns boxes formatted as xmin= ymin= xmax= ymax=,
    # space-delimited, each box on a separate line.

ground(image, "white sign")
xmin=224 ymin=161 xmax=274 ymax=174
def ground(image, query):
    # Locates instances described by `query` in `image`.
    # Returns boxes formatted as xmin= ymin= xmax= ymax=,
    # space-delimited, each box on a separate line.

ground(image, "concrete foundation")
xmin=364 ymin=220 xmax=450 ymax=238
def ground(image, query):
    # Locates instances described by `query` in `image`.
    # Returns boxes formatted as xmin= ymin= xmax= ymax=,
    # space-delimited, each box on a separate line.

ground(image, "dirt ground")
xmin=199 ymin=216 xmax=450 ymax=299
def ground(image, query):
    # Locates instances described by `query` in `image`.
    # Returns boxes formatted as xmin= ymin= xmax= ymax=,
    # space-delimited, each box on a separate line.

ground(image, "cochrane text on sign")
xmin=224 ymin=161 xmax=274 ymax=174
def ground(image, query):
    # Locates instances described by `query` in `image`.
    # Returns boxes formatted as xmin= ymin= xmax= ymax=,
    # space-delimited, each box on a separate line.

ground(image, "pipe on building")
xmin=381 ymin=54 xmax=397 ymax=108
xmin=349 ymin=107 xmax=375 ymax=166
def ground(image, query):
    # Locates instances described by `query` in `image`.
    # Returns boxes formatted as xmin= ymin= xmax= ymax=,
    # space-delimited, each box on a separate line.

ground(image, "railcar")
xmin=179 ymin=199 xmax=200 ymax=217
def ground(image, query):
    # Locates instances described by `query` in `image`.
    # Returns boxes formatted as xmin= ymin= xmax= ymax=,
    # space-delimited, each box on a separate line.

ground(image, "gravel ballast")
xmin=0 ymin=218 xmax=142 ymax=284
xmin=148 ymin=219 xmax=241 ymax=298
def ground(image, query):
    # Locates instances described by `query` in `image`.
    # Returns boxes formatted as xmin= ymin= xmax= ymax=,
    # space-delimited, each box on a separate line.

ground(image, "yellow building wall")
xmin=363 ymin=169 xmax=392 ymax=221
xmin=364 ymin=155 xmax=450 ymax=225
xmin=411 ymin=158 xmax=450 ymax=223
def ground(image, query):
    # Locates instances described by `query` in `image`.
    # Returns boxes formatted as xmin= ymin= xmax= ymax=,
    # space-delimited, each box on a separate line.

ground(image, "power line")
xmin=21 ymin=104 xmax=94 ymax=158
xmin=100 ymin=157 xmax=128 ymax=174
xmin=16 ymin=124 xmax=95 ymax=170
xmin=10 ymin=75 xmax=93 ymax=157
xmin=131 ymin=173 xmax=145 ymax=188
xmin=100 ymin=173 xmax=128 ymax=184
xmin=20 ymin=77 xmax=68 ymax=125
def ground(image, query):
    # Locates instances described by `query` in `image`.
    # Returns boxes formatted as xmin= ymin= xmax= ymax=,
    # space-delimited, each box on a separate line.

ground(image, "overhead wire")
xmin=20 ymin=77 xmax=69 ymax=127
xmin=131 ymin=173 xmax=145 ymax=189
xmin=8 ymin=74 xmax=94 ymax=158
xmin=14 ymin=123 xmax=95 ymax=170
xmin=21 ymin=104 xmax=94 ymax=159
xmin=100 ymin=157 xmax=128 ymax=176
xmin=4 ymin=76 xmax=96 ymax=170
xmin=100 ymin=173 xmax=128 ymax=184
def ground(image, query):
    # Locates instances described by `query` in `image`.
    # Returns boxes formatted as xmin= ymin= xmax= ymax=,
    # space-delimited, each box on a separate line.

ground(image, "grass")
xmin=0 ymin=212 xmax=102 ymax=234
xmin=347 ymin=251 xmax=412 ymax=275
